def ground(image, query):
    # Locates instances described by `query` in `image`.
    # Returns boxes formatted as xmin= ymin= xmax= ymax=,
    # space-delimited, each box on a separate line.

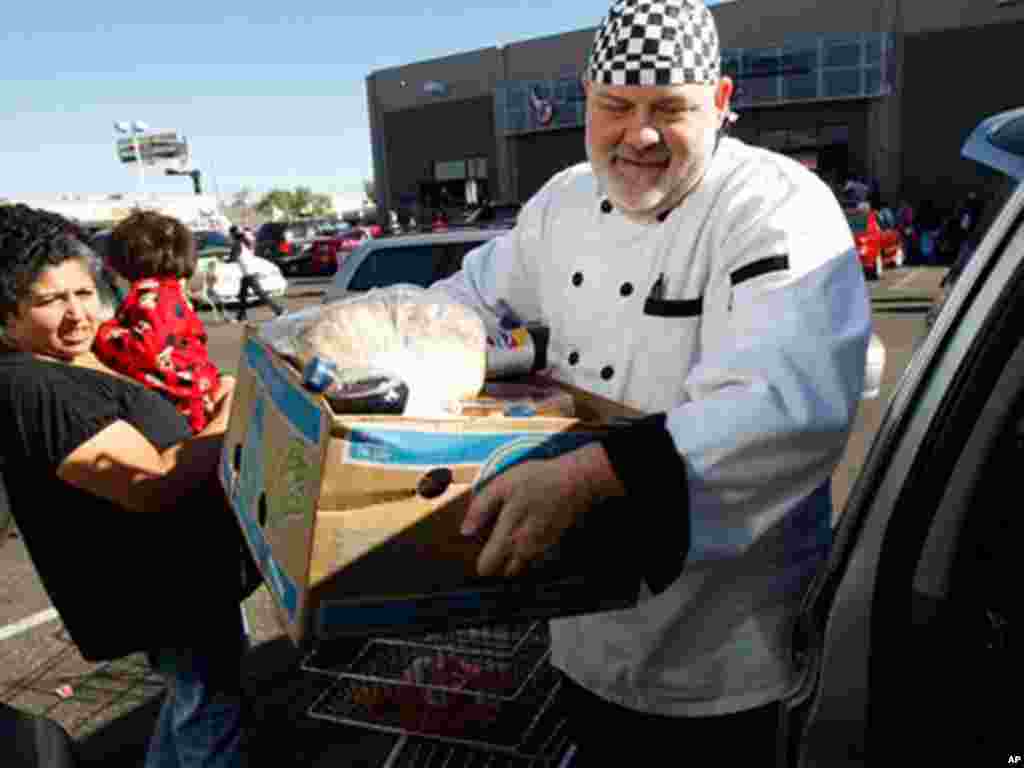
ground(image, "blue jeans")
xmin=145 ymin=616 xmax=246 ymax=768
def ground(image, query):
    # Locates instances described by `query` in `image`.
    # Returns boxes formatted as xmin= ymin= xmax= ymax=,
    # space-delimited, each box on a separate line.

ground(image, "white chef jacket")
xmin=430 ymin=136 xmax=872 ymax=717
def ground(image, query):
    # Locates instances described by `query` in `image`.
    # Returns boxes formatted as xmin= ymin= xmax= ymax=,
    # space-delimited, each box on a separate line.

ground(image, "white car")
xmin=189 ymin=230 xmax=288 ymax=307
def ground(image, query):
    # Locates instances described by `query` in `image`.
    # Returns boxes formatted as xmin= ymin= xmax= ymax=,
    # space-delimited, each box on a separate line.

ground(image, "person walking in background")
xmin=231 ymin=225 xmax=283 ymax=322
xmin=897 ymin=199 xmax=917 ymax=263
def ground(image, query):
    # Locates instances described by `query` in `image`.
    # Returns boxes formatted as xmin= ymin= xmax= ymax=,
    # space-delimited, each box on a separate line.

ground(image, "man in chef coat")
xmin=432 ymin=0 xmax=871 ymax=759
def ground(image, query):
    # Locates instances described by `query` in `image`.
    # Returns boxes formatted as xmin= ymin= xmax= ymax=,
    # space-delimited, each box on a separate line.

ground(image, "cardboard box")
xmin=219 ymin=327 xmax=647 ymax=650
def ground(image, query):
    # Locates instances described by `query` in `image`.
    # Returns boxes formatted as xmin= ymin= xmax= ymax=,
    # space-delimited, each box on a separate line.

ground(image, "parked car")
xmin=254 ymin=220 xmax=321 ymax=276
xmin=307 ymin=224 xmax=371 ymax=276
xmin=845 ymin=206 xmax=904 ymax=279
xmin=322 ymin=227 xmax=509 ymax=304
xmin=188 ymin=236 xmax=288 ymax=308
xmin=925 ymin=107 xmax=1024 ymax=331
xmin=775 ymin=107 xmax=1023 ymax=765
xmin=192 ymin=228 xmax=233 ymax=258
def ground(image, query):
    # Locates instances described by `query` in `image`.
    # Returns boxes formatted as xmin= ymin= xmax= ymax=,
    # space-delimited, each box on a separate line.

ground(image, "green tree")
xmin=255 ymin=187 xmax=336 ymax=219
xmin=255 ymin=189 xmax=296 ymax=219
xmin=292 ymin=186 xmax=314 ymax=217
xmin=309 ymin=193 xmax=335 ymax=217
xmin=363 ymin=178 xmax=375 ymax=202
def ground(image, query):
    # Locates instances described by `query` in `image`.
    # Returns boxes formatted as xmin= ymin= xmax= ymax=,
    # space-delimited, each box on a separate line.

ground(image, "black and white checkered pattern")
xmin=587 ymin=0 xmax=720 ymax=86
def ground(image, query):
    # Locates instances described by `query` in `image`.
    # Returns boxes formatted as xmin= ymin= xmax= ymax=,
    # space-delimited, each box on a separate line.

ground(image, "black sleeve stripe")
xmin=730 ymin=254 xmax=790 ymax=286
xmin=643 ymin=296 xmax=703 ymax=317
xmin=598 ymin=413 xmax=690 ymax=594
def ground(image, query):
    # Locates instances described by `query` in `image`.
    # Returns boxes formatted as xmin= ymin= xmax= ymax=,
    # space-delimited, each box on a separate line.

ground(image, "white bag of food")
xmin=260 ymin=285 xmax=487 ymax=417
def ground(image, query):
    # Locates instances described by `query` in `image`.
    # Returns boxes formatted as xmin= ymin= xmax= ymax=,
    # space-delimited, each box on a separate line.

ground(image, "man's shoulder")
xmin=716 ymin=137 xmax=828 ymax=191
xmin=538 ymin=162 xmax=598 ymax=202
xmin=709 ymin=137 xmax=838 ymax=214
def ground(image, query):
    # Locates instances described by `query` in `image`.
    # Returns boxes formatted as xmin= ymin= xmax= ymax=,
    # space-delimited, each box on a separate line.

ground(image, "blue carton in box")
xmin=219 ymin=328 xmax=646 ymax=650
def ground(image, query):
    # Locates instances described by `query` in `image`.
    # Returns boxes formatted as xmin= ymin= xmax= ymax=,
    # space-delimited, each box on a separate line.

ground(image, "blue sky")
xmin=0 ymin=2 xmax=724 ymax=202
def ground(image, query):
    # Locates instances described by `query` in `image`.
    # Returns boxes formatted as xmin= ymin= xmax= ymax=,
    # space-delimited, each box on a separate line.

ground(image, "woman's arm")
xmin=55 ymin=376 xmax=235 ymax=514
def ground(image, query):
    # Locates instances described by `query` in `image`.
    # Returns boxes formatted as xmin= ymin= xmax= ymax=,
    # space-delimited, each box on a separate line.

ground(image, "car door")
xmin=780 ymin=178 xmax=1024 ymax=767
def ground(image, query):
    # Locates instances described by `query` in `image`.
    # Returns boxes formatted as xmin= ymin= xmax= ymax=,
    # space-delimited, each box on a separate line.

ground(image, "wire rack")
xmin=302 ymin=622 xmax=547 ymax=678
xmin=411 ymin=622 xmax=547 ymax=659
xmin=382 ymin=732 xmax=576 ymax=768
xmin=308 ymin=655 xmax=565 ymax=753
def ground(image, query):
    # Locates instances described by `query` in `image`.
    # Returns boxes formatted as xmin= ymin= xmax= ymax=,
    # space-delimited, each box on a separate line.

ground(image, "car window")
xmin=196 ymin=231 xmax=231 ymax=250
xmin=964 ymin=170 xmax=1019 ymax=256
xmin=347 ymin=245 xmax=439 ymax=291
xmin=439 ymin=239 xmax=491 ymax=280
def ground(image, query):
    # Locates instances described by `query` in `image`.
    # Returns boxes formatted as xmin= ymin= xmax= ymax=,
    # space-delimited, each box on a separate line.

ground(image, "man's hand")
xmin=460 ymin=442 xmax=625 ymax=578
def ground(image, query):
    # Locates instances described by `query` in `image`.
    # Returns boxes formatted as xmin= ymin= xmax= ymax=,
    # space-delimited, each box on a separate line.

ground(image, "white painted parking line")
xmin=888 ymin=271 xmax=920 ymax=291
xmin=0 ymin=607 xmax=59 ymax=642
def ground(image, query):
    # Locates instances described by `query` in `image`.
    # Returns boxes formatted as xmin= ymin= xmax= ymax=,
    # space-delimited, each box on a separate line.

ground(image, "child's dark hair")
xmin=107 ymin=211 xmax=196 ymax=281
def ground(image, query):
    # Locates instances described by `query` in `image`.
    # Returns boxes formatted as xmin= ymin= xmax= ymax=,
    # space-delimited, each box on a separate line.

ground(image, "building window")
xmin=865 ymin=37 xmax=883 ymax=66
xmin=823 ymin=68 xmax=862 ymax=99
xmin=468 ymin=157 xmax=488 ymax=180
xmin=435 ymin=160 xmax=467 ymax=181
xmin=864 ymin=67 xmax=882 ymax=97
xmin=824 ymin=36 xmax=862 ymax=68
xmin=783 ymin=72 xmax=817 ymax=101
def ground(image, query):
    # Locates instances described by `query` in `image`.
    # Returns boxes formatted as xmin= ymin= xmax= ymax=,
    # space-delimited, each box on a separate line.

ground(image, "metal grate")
xmin=412 ymin=622 xmax=546 ymax=658
xmin=330 ymin=628 xmax=548 ymax=702
xmin=308 ymin=659 xmax=564 ymax=753
xmin=302 ymin=622 xmax=546 ymax=678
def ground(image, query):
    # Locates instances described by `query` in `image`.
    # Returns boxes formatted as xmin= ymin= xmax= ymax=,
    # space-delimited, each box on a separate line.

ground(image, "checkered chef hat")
xmin=587 ymin=0 xmax=720 ymax=87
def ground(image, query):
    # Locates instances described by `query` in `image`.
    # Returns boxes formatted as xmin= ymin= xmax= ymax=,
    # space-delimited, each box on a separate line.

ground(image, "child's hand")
xmin=204 ymin=376 xmax=236 ymax=430
xmin=214 ymin=375 xmax=236 ymax=403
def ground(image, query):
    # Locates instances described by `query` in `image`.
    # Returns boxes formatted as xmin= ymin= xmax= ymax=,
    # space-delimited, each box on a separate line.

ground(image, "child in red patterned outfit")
xmin=93 ymin=211 xmax=223 ymax=434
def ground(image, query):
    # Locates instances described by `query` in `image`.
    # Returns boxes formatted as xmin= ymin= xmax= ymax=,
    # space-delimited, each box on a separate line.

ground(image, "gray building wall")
xmin=515 ymin=128 xmax=588 ymax=203
xmin=382 ymin=96 xmax=496 ymax=214
xmin=366 ymin=0 xmax=1024 ymax=216
xmin=900 ymin=19 xmax=1024 ymax=210
xmin=901 ymin=0 xmax=1024 ymax=35
xmin=712 ymin=0 xmax=888 ymax=46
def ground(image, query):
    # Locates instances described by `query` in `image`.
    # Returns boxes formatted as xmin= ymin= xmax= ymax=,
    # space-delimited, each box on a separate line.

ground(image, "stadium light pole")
xmin=114 ymin=119 xmax=150 ymax=198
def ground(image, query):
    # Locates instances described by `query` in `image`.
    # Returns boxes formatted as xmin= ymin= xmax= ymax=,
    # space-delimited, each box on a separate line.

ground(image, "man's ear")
xmin=715 ymin=76 xmax=734 ymax=113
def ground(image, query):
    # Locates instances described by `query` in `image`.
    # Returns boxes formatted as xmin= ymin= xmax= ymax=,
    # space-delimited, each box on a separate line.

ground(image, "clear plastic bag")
xmin=258 ymin=285 xmax=487 ymax=417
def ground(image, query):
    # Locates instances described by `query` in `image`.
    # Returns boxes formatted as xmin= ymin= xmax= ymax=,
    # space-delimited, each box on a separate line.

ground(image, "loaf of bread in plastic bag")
xmin=291 ymin=286 xmax=487 ymax=416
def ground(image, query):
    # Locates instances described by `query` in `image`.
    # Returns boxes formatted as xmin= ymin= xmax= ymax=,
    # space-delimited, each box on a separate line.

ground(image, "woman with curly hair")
xmin=0 ymin=203 xmax=249 ymax=767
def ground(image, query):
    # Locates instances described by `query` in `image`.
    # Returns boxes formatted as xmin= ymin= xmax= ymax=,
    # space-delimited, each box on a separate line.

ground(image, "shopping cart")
xmin=303 ymin=622 xmax=577 ymax=766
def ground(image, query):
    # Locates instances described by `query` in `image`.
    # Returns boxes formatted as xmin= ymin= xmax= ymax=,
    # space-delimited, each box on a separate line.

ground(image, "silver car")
xmin=782 ymin=107 xmax=1022 ymax=765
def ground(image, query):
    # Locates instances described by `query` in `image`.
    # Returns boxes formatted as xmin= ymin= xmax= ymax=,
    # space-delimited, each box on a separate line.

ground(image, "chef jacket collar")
xmin=599 ymin=198 xmax=676 ymax=223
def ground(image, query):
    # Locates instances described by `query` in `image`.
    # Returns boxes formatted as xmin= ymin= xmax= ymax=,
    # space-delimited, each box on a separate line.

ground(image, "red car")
xmin=845 ymin=207 xmax=904 ymax=280
xmin=308 ymin=226 xmax=372 ymax=275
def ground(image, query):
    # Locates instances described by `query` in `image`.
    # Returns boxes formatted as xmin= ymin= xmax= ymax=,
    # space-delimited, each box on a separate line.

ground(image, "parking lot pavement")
xmin=67 ymin=636 xmax=398 ymax=767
